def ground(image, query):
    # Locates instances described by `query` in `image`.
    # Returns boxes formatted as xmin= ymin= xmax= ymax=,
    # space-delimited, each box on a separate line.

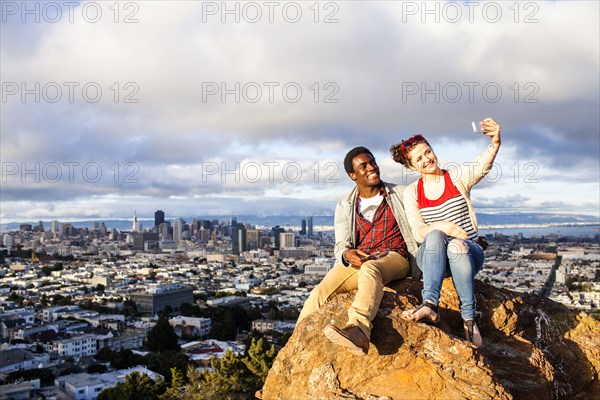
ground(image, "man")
xmin=297 ymin=146 xmax=419 ymax=356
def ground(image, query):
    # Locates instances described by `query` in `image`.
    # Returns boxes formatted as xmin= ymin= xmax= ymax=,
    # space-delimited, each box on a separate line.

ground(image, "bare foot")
xmin=402 ymin=302 xmax=439 ymax=323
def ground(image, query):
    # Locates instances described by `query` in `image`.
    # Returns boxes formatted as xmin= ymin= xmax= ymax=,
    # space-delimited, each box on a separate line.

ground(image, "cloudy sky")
xmin=1 ymin=0 xmax=599 ymax=222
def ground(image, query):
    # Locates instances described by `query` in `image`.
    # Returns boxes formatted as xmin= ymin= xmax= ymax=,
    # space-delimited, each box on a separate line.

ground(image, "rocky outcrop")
xmin=262 ymin=279 xmax=599 ymax=399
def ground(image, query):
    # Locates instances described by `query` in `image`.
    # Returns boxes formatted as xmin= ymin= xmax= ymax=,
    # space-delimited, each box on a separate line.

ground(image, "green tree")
xmin=123 ymin=299 xmax=138 ymax=317
xmin=95 ymin=348 xmax=145 ymax=370
xmin=161 ymin=305 xmax=173 ymax=318
xmin=97 ymin=372 xmax=163 ymax=400
xmin=210 ymin=309 xmax=237 ymax=341
xmin=196 ymin=350 xmax=253 ymax=399
xmin=183 ymin=339 xmax=277 ymax=399
xmin=87 ymin=363 xmax=108 ymax=374
xmin=242 ymin=337 xmax=276 ymax=393
xmin=158 ymin=368 xmax=185 ymax=400
xmin=7 ymin=291 xmax=23 ymax=305
xmin=5 ymin=368 xmax=55 ymax=386
xmin=95 ymin=346 xmax=113 ymax=362
xmin=182 ymin=366 xmax=203 ymax=399
xmin=145 ymin=352 xmax=189 ymax=386
xmin=146 ymin=316 xmax=180 ymax=352
xmin=170 ymin=367 xmax=185 ymax=390
xmin=179 ymin=303 xmax=196 ymax=317
xmin=158 ymin=388 xmax=181 ymax=400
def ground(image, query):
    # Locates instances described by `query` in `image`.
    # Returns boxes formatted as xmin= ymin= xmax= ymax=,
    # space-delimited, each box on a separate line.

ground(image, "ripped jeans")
xmin=417 ymin=230 xmax=484 ymax=320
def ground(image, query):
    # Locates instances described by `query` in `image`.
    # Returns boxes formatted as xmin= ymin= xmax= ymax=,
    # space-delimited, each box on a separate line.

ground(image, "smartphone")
xmin=367 ymin=250 xmax=389 ymax=260
xmin=471 ymin=121 xmax=484 ymax=134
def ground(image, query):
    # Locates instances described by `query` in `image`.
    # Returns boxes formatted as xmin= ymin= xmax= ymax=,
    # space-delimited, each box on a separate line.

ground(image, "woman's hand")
xmin=480 ymin=117 xmax=501 ymax=147
xmin=433 ymin=221 xmax=468 ymax=240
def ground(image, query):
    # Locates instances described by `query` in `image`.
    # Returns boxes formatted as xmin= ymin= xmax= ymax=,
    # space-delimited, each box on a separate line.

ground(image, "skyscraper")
xmin=133 ymin=232 xmax=159 ymax=251
xmin=280 ymin=232 xmax=295 ymax=249
xmin=272 ymin=225 xmax=285 ymax=249
xmin=300 ymin=219 xmax=307 ymax=235
xmin=132 ymin=211 xmax=142 ymax=232
xmin=99 ymin=223 xmax=107 ymax=237
xmin=3 ymin=234 xmax=14 ymax=251
xmin=232 ymin=224 xmax=246 ymax=255
xmin=246 ymin=228 xmax=259 ymax=251
xmin=173 ymin=219 xmax=184 ymax=243
xmin=155 ymin=210 xmax=165 ymax=227
xmin=158 ymin=222 xmax=169 ymax=240
xmin=307 ymin=216 xmax=314 ymax=236
xmin=51 ymin=220 xmax=60 ymax=235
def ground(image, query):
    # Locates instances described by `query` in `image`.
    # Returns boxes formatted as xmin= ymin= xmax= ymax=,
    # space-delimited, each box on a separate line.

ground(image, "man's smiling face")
xmin=349 ymin=153 xmax=381 ymax=188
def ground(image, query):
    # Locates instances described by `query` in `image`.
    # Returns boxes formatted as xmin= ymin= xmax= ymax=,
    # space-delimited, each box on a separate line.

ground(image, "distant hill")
xmin=476 ymin=212 xmax=599 ymax=226
xmin=1 ymin=213 xmax=598 ymax=233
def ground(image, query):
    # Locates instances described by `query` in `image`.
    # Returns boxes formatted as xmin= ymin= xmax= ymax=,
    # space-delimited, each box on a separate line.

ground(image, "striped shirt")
xmin=417 ymin=170 xmax=478 ymax=241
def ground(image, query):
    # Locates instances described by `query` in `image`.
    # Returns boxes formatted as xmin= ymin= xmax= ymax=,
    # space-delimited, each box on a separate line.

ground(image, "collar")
xmin=346 ymin=182 xmax=391 ymax=205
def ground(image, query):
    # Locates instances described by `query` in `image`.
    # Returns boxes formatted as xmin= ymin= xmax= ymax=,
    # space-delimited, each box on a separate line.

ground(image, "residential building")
xmin=54 ymin=367 xmax=162 ymax=400
xmin=0 ymin=379 xmax=41 ymax=400
xmin=169 ymin=316 xmax=211 ymax=338
xmin=49 ymin=334 xmax=98 ymax=357
xmin=0 ymin=349 xmax=46 ymax=376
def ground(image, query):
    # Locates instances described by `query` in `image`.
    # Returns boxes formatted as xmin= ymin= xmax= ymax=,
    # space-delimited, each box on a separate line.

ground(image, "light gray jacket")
xmin=333 ymin=182 xmax=421 ymax=279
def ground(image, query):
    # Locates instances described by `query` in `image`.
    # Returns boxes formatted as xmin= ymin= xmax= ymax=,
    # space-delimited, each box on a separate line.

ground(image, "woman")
xmin=390 ymin=118 xmax=501 ymax=347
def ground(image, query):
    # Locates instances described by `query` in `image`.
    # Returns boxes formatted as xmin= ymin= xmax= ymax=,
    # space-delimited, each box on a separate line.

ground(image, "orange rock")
xmin=262 ymin=279 xmax=600 ymax=400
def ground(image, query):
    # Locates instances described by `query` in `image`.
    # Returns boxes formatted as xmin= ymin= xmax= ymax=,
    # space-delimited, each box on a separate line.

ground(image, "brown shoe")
xmin=323 ymin=324 xmax=369 ymax=356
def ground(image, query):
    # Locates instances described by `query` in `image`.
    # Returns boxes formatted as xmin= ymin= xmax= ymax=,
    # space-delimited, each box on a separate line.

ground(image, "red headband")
xmin=401 ymin=134 xmax=424 ymax=158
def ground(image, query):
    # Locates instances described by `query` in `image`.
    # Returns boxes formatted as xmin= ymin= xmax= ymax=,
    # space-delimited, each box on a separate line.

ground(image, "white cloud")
xmin=1 ymin=1 xmax=598 ymax=220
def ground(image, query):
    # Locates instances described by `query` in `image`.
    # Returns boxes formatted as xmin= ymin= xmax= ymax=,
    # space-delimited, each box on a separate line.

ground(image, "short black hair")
xmin=344 ymin=146 xmax=375 ymax=174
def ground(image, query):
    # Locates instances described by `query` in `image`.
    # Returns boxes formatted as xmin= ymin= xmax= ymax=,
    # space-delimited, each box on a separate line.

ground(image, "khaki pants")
xmin=297 ymin=251 xmax=409 ymax=339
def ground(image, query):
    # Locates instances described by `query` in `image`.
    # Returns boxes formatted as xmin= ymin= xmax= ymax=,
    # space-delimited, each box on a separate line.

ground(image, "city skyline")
xmin=2 ymin=1 xmax=599 ymax=221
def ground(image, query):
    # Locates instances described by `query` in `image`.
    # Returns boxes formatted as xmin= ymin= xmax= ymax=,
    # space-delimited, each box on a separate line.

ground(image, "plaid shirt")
xmin=355 ymin=187 xmax=408 ymax=258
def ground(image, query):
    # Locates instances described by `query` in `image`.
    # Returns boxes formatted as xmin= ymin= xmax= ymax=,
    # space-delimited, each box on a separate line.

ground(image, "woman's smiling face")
xmin=407 ymin=142 xmax=439 ymax=174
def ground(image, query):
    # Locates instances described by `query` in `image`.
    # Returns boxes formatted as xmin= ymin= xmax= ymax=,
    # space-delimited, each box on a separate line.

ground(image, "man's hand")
xmin=344 ymin=249 xmax=370 ymax=267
